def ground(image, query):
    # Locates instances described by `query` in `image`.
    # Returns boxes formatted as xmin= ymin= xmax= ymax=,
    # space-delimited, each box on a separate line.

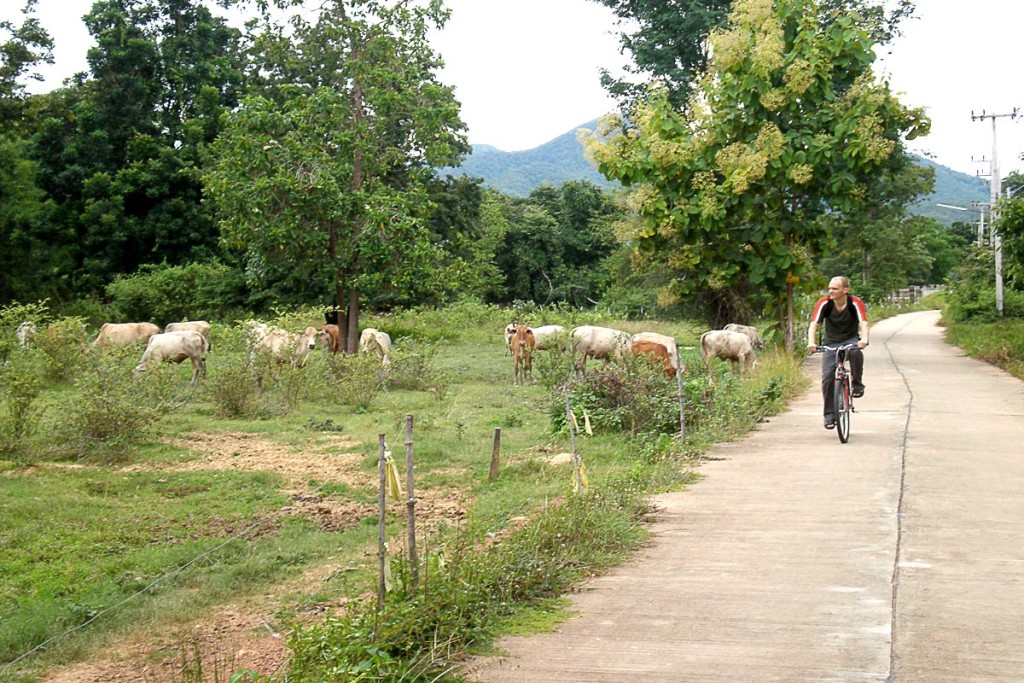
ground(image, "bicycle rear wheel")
xmin=834 ymin=376 xmax=850 ymax=443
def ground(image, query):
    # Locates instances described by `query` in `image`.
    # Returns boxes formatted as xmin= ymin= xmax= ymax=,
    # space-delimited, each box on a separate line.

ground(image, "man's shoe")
xmin=824 ymin=414 xmax=835 ymax=429
xmin=852 ymin=383 xmax=865 ymax=398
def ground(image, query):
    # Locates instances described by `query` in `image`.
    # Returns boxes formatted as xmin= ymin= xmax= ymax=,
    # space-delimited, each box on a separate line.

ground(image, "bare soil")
xmin=41 ymin=430 xmax=470 ymax=683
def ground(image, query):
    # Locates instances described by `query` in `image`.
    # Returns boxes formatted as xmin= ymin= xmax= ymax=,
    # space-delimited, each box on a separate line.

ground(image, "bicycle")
xmin=814 ymin=343 xmax=860 ymax=443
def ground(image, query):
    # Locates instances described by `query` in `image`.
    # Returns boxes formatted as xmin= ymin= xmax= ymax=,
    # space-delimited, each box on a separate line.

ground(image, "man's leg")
xmin=847 ymin=338 xmax=864 ymax=396
xmin=821 ymin=349 xmax=837 ymax=427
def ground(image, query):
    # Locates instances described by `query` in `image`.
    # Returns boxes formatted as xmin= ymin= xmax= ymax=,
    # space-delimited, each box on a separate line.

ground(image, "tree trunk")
xmin=347 ymin=287 xmax=360 ymax=354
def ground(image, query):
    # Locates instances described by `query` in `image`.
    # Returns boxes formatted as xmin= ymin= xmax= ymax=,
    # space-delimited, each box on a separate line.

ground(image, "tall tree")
xmin=0 ymin=0 xmax=53 ymax=131
xmin=584 ymin=0 xmax=928 ymax=348
xmin=592 ymin=0 xmax=914 ymax=116
xmin=204 ymin=0 xmax=467 ymax=352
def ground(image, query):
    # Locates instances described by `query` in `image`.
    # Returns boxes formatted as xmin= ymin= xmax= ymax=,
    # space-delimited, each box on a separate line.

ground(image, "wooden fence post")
xmin=675 ymin=343 xmax=686 ymax=446
xmin=404 ymin=415 xmax=418 ymax=591
xmin=563 ymin=386 xmax=583 ymax=494
xmin=489 ymin=428 xmax=501 ymax=481
xmin=377 ymin=433 xmax=387 ymax=612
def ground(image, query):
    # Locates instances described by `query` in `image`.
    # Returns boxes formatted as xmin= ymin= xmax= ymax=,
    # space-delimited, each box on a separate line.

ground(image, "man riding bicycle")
xmin=807 ymin=276 xmax=869 ymax=430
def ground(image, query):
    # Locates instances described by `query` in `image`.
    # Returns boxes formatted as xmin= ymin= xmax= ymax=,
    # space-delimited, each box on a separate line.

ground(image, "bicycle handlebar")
xmin=812 ymin=343 xmax=861 ymax=353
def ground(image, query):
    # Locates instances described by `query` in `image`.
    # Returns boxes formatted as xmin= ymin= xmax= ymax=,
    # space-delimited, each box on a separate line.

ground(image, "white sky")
xmin=4 ymin=0 xmax=1023 ymax=178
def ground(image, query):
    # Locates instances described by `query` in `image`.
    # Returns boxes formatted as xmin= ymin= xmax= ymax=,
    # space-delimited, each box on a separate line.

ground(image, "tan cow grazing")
xmin=570 ymin=325 xmax=631 ymax=376
xmin=250 ymin=325 xmax=319 ymax=368
xmin=133 ymin=330 xmax=209 ymax=386
xmin=165 ymin=320 xmax=212 ymax=345
xmin=530 ymin=324 xmax=567 ymax=351
xmin=359 ymin=328 xmax=392 ymax=367
xmin=91 ymin=322 xmax=161 ymax=348
xmin=724 ymin=323 xmax=764 ymax=350
xmin=510 ymin=325 xmax=535 ymax=385
xmin=630 ymin=332 xmax=682 ymax=378
xmin=317 ymin=324 xmax=342 ymax=354
xmin=700 ymin=329 xmax=755 ymax=378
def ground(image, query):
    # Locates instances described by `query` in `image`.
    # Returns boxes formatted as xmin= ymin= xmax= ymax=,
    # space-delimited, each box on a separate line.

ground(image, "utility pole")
xmin=972 ymin=108 xmax=1019 ymax=315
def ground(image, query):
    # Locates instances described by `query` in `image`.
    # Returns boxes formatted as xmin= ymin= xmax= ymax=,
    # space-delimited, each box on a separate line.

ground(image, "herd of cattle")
xmin=504 ymin=322 xmax=764 ymax=384
xmin=12 ymin=317 xmax=763 ymax=387
xmin=12 ymin=319 xmax=393 ymax=387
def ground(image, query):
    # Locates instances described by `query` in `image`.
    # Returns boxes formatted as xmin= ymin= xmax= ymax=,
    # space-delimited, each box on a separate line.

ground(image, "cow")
xmin=700 ymin=329 xmax=755 ymax=378
xmin=510 ymin=324 xmax=535 ymax=384
xmin=530 ymin=324 xmax=567 ymax=351
xmin=570 ymin=325 xmax=631 ymax=376
xmin=316 ymin=324 xmax=342 ymax=354
xmin=630 ymin=332 xmax=682 ymax=379
xmin=132 ymin=330 xmax=209 ymax=386
xmin=503 ymin=323 xmax=517 ymax=356
xmin=724 ymin=323 xmax=764 ymax=351
xmin=16 ymin=321 xmax=36 ymax=349
xmin=165 ymin=320 xmax=212 ymax=346
xmin=249 ymin=325 xmax=319 ymax=368
xmin=91 ymin=322 xmax=161 ymax=348
xmin=360 ymin=328 xmax=392 ymax=367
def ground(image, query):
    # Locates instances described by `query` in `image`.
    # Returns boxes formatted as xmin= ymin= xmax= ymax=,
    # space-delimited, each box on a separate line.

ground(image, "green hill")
xmin=448 ymin=120 xmax=989 ymax=224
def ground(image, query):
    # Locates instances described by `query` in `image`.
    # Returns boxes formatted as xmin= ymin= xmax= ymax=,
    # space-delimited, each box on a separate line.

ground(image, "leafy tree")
xmin=0 ymin=0 xmax=53 ymax=131
xmin=490 ymin=181 xmax=620 ymax=306
xmin=204 ymin=0 xmax=467 ymax=353
xmin=584 ymin=0 xmax=927 ymax=348
xmin=592 ymin=0 xmax=913 ymax=116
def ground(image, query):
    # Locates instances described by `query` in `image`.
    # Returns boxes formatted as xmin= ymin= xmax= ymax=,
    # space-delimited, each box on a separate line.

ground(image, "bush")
xmin=314 ymin=351 xmax=384 ymax=412
xmin=387 ymin=339 xmax=450 ymax=399
xmin=0 ymin=349 xmax=48 ymax=463
xmin=207 ymin=353 xmax=267 ymax=419
xmin=105 ymin=261 xmax=250 ymax=324
xmin=53 ymin=347 xmax=176 ymax=461
xmin=34 ymin=316 xmax=89 ymax=382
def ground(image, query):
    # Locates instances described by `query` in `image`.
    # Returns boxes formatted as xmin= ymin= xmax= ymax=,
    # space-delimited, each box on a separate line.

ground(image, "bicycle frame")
xmin=816 ymin=343 xmax=859 ymax=443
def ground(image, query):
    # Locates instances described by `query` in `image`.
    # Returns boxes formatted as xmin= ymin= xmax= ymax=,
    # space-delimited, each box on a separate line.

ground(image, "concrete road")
xmin=464 ymin=311 xmax=1024 ymax=682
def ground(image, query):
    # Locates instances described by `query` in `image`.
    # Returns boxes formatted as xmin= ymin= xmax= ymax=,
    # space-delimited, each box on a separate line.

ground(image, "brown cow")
xmin=510 ymin=324 xmax=535 ymax=385
xmin=630 ymin=332 xmax=682 ymax=378
xmin=317 ymin=324 xmax=342 ymax=354
xmin=91 ymin=322 xmax=161 ymax=348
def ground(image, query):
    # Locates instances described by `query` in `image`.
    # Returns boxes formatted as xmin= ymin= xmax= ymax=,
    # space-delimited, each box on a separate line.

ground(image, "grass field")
xmin=0 ymin=303 xmax=808 ymax=681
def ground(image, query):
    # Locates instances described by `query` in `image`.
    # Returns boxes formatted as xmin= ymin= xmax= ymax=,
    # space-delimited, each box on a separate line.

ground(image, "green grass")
xmin=943 ymin=317 xmax=1024 ymax=381
xmin=0 ymin=303 xmax=807 ymax=681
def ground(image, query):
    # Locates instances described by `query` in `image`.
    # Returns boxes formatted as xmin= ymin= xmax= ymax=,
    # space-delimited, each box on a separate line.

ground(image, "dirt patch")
xmin=40 ymin=430 xmax=471 ymax=683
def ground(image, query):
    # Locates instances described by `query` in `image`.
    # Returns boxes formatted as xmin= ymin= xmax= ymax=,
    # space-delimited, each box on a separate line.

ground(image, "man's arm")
xmin=858 ymin=319 xmax=869 ymax=348
xmin=807 ymin=320 xmax=819 ymax=351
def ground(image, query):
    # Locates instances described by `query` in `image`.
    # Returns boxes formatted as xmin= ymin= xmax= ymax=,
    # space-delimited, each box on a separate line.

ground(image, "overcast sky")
xmin=4 ymin=0 xmax=1023 ymax=179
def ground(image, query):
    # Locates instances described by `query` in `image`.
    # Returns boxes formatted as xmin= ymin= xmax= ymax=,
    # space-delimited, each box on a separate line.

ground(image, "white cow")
xmin=723 ymin=323 xmax=764 ymax=350
xmin=360 ymin=328 xmax=392 ymax=367
xmin=530 ymin=324 xmax=567 ymax=351
xmin=16 ymin=321 xmax=36 ymax=349
xmin=630 ymin=332 xmax=682 ymax=378
xmin=133 ymin=330 xmax=209 ymax=385
xmin=503 ymin=323 xmax=517 ymax=356
xmin=700 ymin=329 xmax=755 ymax=378
xmin=249 ymin=325 xmax=319 ymax=368
xmin=570 ymin=325 xmax=631 ymax=375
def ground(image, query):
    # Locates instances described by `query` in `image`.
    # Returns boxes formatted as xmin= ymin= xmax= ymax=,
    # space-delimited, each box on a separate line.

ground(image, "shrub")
xmin=315 ymin=351 xmax=383 ymax=412
xmin=53 ymin=347 xmax=176 ymax=461
xmin=34 ymin=316 xmax=89 ymax=382
xmin=207 ymin=353 xmax=267 ymax=419
xmin=105 ymin=261 xmax=250 ymax=324
xmin=387 ymin=339 xmax=450 ymax=399
xmin=0 ymin=349 xmax=48 ymax=463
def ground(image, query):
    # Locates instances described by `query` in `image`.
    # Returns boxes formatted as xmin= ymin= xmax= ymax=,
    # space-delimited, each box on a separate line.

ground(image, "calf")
xmin=570 ymin=325 xmax=631 ymax=376
xmin=700 ymin=329 xmax=755 ymax=378
xmin=510 ymin=325 xmax=535 ymax=385
xmin=630 ymin=332 xmax=682 ymax=378
xmin=16 ymin=321 xmax=36 ymax=349
xmin=133 ymin=330 xmax=209 ymax=386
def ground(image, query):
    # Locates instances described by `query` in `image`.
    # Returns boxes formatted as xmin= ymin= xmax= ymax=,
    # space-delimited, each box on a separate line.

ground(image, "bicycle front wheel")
xmin=834 ymin=376 xmax=850 ymax=443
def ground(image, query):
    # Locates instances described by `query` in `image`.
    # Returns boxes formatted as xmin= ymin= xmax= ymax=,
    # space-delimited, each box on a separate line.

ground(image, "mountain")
xmin=447 ymin=120 xmax=990 ymax=225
